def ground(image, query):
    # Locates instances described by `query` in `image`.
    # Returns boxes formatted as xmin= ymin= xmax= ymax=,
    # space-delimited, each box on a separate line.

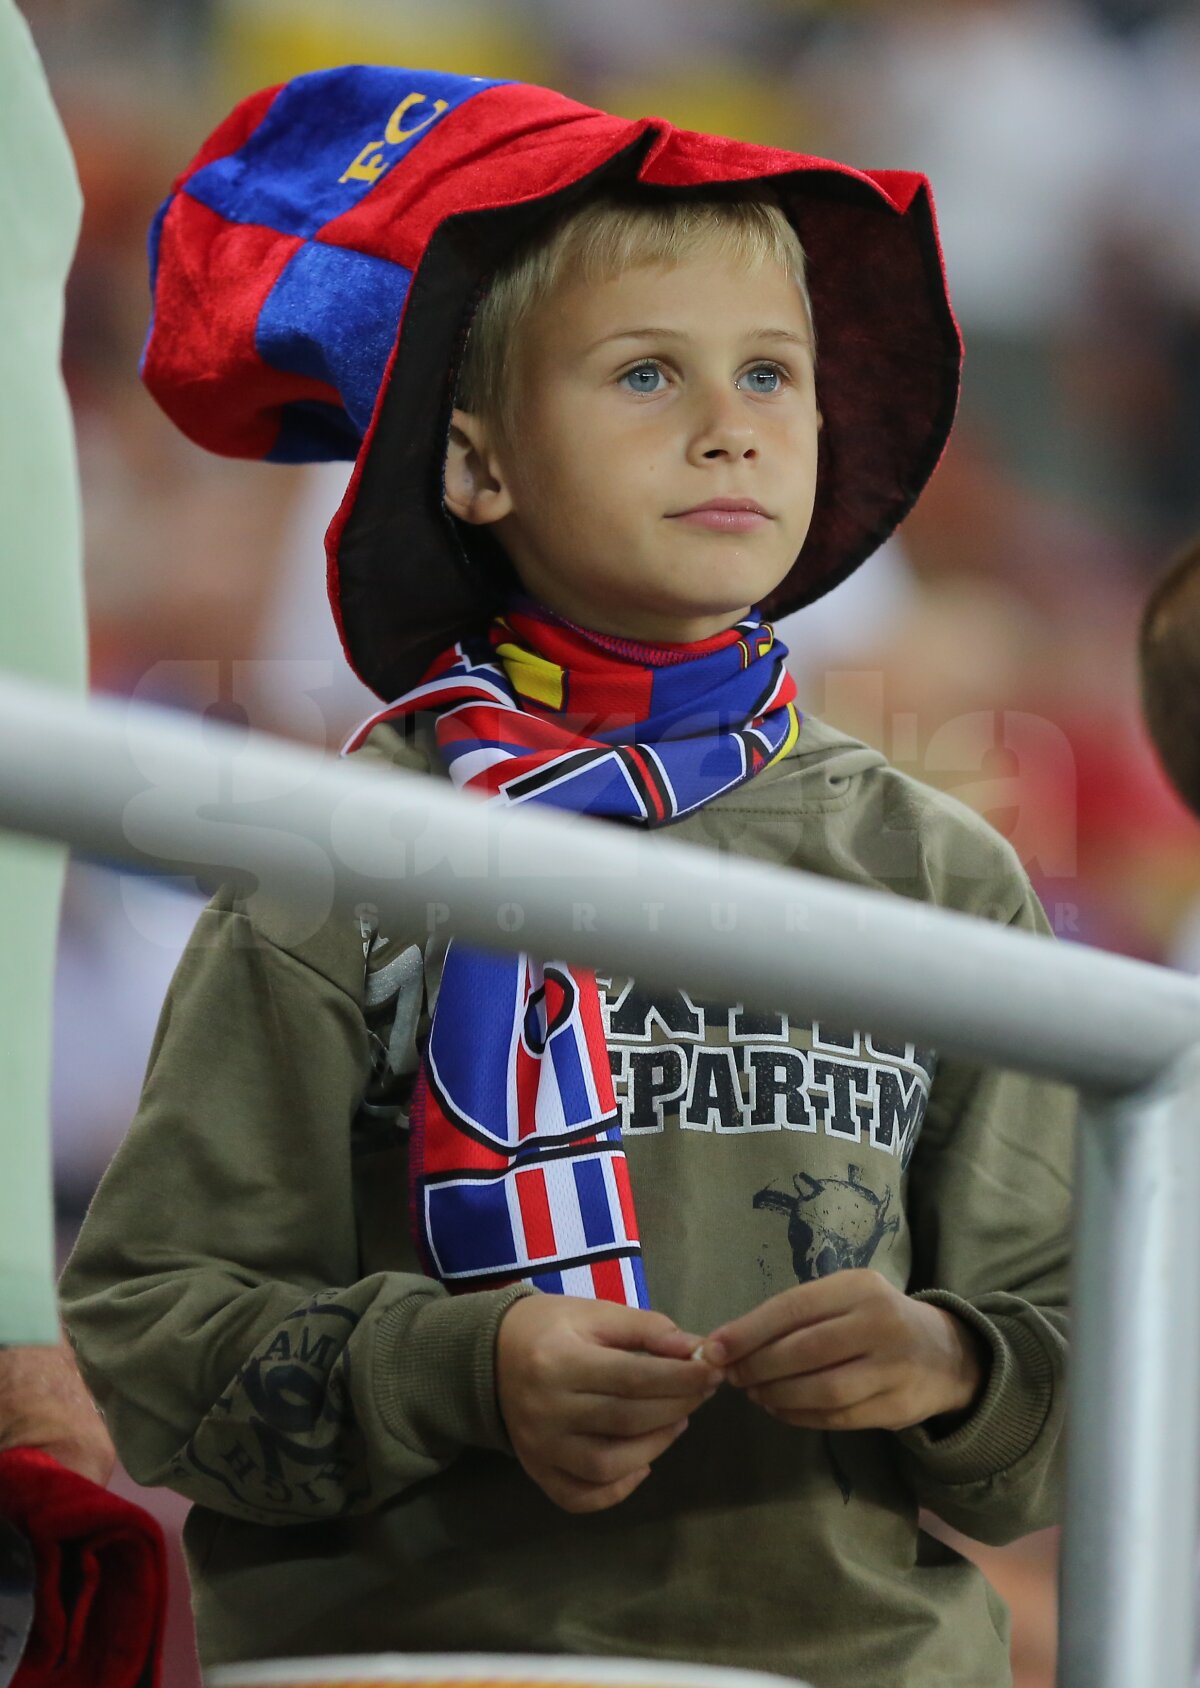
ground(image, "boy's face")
xmin=445 ymin=245 xmax=821 ymax=643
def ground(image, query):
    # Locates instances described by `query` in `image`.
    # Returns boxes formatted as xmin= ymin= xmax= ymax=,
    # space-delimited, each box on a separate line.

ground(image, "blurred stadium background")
xmin=18 ymin=0 xmax=1200 ymax=1681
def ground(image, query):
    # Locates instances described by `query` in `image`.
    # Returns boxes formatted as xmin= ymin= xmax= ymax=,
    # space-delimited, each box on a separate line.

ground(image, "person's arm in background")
xmin=0 ymin=0 xmax=87 ymax=1346
xmin=0 ymin=1343 xmax=112 ymax=1487
xmin=0 ymin=0 xmax=112 ymax=1481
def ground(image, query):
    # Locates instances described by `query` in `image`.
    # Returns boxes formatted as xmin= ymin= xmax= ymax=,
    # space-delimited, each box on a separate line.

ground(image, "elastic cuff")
xmin=374 ymin=1283 xmax=536 ymax=1456
xmin=897 ymin=1290 xmax=1055 ymax=1485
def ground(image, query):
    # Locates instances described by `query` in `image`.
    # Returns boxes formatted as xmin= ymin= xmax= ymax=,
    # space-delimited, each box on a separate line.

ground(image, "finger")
xmin=728 ymin=1311 xmax=867 ymax=1389
xmin=570 ymin=1390 xmax=714 ymax=1438
xmin=632 ymin=1322 xmax=711 ymax=1363
xmin=585 ymin=1303 xmax=702 ymax=1362
xmin=706 ymin=1273 xmax=871 ymax=1365
xmin=763 ymin=1389 xmax=896 ymax=1433
xmin=749 ymin=1357 xmax=883 ymax=1418
xmin=542 ymin=1464 xmax=651 ymax=1515
xmin=559 ymin=1419 xmax=689 ymax=1487
xmin=569 ymin=1348 xmax=722 ymax=1400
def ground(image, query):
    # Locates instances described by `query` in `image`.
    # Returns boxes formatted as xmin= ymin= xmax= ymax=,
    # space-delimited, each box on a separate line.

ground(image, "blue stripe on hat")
xmin=426 ymin=1178 xmax=517 ymax=1276
xmin=184 ymin=66 xmax=510 ymax=241
xmin=138 ymin=196 xmax=173 ymax=383
xmin=256 ymin=239 xmax=413 ymax=436
xmin=146 ymin=195 xmax=170 ymax=298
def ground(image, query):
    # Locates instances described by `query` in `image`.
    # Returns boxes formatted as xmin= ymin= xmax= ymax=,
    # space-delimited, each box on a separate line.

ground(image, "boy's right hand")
xmin=495 ymin=1292 xmax=721 ymax=1514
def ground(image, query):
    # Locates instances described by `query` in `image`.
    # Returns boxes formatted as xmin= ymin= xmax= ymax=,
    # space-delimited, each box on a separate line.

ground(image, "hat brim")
xmin=328 ymin=113 xmax=960 ymax=701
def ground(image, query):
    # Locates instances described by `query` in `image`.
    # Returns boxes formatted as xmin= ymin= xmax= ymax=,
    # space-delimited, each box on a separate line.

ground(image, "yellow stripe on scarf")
xmin=766 ymin=700 xmax=800 ymax=768
xmin=495 ymin=639 xmax=565 ymax=710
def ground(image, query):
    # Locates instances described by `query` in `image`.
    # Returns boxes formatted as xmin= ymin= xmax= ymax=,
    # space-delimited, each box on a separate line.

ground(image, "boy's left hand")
xmin=702 ymin=1269 xmax=988 ymax=1434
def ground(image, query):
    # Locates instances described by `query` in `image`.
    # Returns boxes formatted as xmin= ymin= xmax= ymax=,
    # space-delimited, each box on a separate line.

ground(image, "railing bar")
xmin=0 ymin=674 xmax=1196 ymax=1095
xmin=1059 ymin=1056 xmax=1200 ymax=1688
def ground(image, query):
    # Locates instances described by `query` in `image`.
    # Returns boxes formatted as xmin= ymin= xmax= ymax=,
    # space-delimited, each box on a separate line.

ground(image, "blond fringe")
xmin=455 ymin=189 xmax=813 ymax=445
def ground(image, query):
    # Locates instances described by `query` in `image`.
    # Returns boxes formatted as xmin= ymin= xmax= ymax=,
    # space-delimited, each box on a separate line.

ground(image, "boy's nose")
xmin=687 ymin=385 xmax=758 ymax=463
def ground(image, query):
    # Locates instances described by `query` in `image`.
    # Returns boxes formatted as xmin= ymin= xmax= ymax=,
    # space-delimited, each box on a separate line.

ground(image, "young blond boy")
xmin=60 ymin=67 xmax=1073 ymax=1688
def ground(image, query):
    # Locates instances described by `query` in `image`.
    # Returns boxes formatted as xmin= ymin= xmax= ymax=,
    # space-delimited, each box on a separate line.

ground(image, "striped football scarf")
xmin=341 ymin=595 xmax=800 ymax=1307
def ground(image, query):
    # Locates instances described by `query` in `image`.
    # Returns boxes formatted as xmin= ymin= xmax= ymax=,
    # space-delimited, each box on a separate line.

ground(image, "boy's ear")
xmin=443 ymin=408 xmax=514 ymax=526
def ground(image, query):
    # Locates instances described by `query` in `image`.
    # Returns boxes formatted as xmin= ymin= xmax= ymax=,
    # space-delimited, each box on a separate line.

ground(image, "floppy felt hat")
xmin=141 ymin=65 xmax=962 ymax=701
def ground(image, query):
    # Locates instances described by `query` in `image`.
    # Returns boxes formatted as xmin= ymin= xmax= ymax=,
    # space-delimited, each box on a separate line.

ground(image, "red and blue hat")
xmin=141 ymin=65 xmax=961 ymax=700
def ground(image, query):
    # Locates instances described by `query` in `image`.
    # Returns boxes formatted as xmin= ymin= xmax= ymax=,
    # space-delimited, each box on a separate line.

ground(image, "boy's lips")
xmin=669 ymin=498 xmax=772 ymax=533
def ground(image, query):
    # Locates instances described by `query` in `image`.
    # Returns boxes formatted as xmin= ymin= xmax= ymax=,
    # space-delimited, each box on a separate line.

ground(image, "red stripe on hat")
xmin=516 ymin=1167 xmax=556 ymax=1262
xmin=641 ymin=123 xmax=881 ymax=196
xmin=143 ymin=200 xmax=342 ymax=458
xmin=611 ymin=1155 xmax=639 ymax=1245
xmin=590 ymin=1257 xmax=627 ymax=1304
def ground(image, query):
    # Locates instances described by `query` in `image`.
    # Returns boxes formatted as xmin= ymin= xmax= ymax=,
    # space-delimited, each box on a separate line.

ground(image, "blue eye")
xmin=740 ymin=365 xmax=784 ymax=394
xmin=621 ymin=363 xmax=667 ymax=394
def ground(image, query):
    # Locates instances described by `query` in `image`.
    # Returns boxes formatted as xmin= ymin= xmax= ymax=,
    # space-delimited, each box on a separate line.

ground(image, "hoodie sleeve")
xmin=58 ymin=882 xmax=532 ymax=1527
xmin=892 ymin=883 xmax=1075 ymax=1545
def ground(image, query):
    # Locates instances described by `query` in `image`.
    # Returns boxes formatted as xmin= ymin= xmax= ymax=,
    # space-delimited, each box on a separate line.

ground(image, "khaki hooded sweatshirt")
xmin=59 ymin=711 xmax=1074 ymax=1688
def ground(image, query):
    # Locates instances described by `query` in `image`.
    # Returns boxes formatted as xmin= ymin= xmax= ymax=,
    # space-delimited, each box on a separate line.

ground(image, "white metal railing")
xmin=2 ymin=670 xmax=1198 ymax=1687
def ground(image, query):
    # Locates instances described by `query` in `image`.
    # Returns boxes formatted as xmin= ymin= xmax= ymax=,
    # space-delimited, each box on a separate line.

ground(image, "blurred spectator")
xmin=798 ymin=0 xmax=1137 ymax=529
xmin=1101 ymin=10 xmax=1200 ymax=547
xmin=242 ymin=461 xmax=379 ymax=746
xmin=523 ymin=0 xmax=755 ymax=83
xmin=1086 ymin=0 xmax=1189 ymax=37
xmin=51 ymin=864 xmax=206 ymax=1215
xmin=16 ymin=0 xmax=209 ymax=72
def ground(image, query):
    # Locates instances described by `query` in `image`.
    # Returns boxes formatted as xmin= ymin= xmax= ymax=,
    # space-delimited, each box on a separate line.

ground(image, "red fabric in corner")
xmin=0 ymin=1449 xmax=166 ymax=1688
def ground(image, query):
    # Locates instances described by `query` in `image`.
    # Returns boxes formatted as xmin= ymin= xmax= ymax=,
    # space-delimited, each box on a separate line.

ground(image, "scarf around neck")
xmin=341 ymin=595 xmax=801 ymax=1306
